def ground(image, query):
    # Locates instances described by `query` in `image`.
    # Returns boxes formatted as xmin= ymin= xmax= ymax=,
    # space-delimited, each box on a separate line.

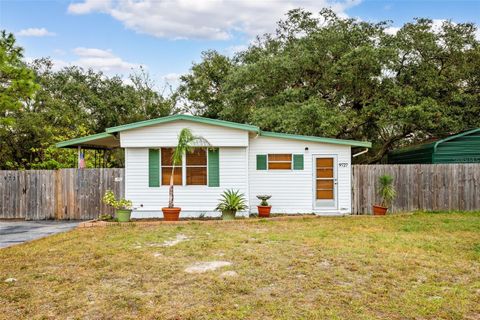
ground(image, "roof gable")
xmin=105 ymin=114 xmax=259 ymax=133
xmin=56 ymin=115 xmax=372 ymax=148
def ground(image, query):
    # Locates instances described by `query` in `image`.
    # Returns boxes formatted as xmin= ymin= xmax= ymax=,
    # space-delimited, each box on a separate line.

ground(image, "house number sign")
xmin=338 ymin=163 xmax=348 ymax=167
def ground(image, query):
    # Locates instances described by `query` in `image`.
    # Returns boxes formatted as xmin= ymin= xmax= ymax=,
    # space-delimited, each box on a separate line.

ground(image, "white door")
xmin=314 ymin=155 xmax=338 ymax=210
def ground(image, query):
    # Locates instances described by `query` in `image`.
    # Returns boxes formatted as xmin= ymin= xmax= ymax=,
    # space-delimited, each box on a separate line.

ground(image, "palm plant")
xmin=215 ymin=189 xmax=248 ymax=212
xmin=215 ymin=189 xmax=248 ymax=220
xmin=168 ymin=128 xmax=209 ymax=208
xmin=378 ymin=174 xmax=396 ymax=208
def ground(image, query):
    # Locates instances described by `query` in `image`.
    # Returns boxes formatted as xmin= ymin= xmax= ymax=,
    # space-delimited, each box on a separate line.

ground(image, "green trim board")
xmin=259 ymin=131 xmax=372 ymax=148
xmin=55 ymin=132 xmax=118 ymax=148
xmin=106 ymin=114 xmax=260 ymax=133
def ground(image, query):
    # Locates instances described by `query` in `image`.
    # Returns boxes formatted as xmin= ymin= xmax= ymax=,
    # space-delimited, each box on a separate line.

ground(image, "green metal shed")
xmin=388 ymin=128 xmax=480 ymax=164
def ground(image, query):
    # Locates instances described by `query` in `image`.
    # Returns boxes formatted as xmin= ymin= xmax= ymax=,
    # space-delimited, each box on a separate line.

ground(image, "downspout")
xmin=352 ymin=148 xmax=369 ymax=158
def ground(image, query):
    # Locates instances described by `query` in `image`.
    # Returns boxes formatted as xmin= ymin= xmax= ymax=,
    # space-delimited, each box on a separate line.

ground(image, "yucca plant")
xmin=215 ymin=189 xmax=248 ymax=220
xmin=378 ymin=174 xmax=396 ymax=208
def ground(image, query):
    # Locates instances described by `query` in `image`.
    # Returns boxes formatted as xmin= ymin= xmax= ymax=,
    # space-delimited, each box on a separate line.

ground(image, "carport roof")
xmin=55 ymin=132 xmax=120 ymax=149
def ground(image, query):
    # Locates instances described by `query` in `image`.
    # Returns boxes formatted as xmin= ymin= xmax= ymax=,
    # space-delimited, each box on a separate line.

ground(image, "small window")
xmin=268 ymin=154 xmax=292 ymax=170
xmin=161 ymin=148 xmax=182 ymax=185
xmin=186 ymin=148 xmax=207 ymax=185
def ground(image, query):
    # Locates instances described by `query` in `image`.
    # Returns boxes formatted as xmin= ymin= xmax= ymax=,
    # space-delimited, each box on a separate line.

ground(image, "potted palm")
xmin=372 ymin=174 xmax=396 ymax=215
xmin=215 ymin=189 xmax=248 ymax=220
xmin=162 ymin=128 xmax=209 ymax=221
xmin=102 ymin=190 xmax=133 ymax=222
xmin=256 ymin=195 xmax=272 ymax=217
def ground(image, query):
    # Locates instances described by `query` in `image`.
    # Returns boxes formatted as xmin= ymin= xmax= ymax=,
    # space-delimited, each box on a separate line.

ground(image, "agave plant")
xmin=168 ymin=128 xmax=210 ymax=208
xmin=378 ymin=174 xmax=396 ymax=208
xmin=215 ymin=189 xmax=248 ymax=213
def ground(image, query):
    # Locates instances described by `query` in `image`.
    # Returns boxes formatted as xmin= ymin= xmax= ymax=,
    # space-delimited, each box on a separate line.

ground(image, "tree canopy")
xmin=179 ymin=9 xmax=480 ymax=163
xmin=0 ymin=37 xmax=176 ymax=169
xmin=1 ymin=9 xmax=479 ymax=168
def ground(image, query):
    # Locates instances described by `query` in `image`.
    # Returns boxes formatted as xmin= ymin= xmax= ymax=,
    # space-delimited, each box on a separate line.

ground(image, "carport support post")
xmin=77 ymin=146 xmax=82 ymax=169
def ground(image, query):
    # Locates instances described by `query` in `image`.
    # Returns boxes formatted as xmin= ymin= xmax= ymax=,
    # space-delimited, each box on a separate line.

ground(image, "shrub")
xmin=102 ymin=190 xmax=132 ymax=210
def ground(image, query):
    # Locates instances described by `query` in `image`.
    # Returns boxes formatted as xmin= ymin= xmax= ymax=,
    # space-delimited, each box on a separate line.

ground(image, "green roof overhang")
xmin=55 ymin=132 xmax=120 ymax=149
xmin=259 ymin=131 xmax=372 ymax=148
xmin=56 ymin=115 xmax=371 ymax=149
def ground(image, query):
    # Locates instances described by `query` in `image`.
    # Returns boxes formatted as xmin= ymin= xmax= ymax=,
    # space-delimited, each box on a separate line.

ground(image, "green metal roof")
xmin=105 ymin=114 xmax=260 ymax=133
xmin=259 ymin=131 xmax=372 ymax=148
xmin=57 ymin=115 xmax=372 ymax=149
xmin=55 ymin=132 xmax=119 ymax=149
xmin=388 ymin=128 xmax=480 ymax=164
xmin=433 ymin=128 xmax=480 ymax=152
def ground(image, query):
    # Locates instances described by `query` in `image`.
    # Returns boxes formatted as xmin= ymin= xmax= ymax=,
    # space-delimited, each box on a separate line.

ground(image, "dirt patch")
xmin=162 ymin=234 xmax=189 ymax=247
xmin=184 ymin=261 xmax=232 ymax=274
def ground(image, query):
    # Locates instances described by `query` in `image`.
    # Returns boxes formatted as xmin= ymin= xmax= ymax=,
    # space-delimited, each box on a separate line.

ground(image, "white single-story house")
xmin=57 ymin=115 xmax=371 ymax=217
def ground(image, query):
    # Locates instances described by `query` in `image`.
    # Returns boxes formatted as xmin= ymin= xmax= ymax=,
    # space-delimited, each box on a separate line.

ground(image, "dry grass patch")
xmin=1 ymin=212 xmax=479 ymax=319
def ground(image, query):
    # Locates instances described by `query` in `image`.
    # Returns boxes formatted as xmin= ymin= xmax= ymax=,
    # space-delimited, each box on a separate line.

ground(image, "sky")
xmin=1 ymin=0 xmax=479 ymax=89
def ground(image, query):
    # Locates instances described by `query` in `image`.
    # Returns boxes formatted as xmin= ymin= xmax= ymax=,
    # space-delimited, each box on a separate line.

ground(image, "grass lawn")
xmin=1 ymin=212 xmax=479 ymax=319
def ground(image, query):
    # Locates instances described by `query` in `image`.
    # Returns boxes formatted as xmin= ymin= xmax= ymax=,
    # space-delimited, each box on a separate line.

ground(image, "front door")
xmin=314 ymin=156 xmax=337 ymax=209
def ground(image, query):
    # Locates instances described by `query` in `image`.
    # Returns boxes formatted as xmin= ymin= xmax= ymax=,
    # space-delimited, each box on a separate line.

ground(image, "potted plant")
xmin=102 ymin=190 xmax=133 ymax=222
xmin=256 ymin=195 xmax=272 ymax=218
xmin=215 ymin=189 xmax=248 ymax=220
xmin=372 ymin=174 xmax=396 ymax=215
xmin=162 ymin=128 xmax=209 ymax=221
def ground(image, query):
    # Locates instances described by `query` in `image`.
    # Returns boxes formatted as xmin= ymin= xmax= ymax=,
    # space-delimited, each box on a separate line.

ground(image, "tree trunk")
xmin=168 ymin=165 xmax=175 ymax=208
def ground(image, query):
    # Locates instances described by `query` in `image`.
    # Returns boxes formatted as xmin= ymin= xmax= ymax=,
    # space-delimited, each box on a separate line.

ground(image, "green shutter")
xmin=208 ymin=148 xmax=220 ymax=187
xmin=293 ymin=154 xmax=304 ymax=170
xmin=148 ymin=149 xmax=160 ymax=187
xmin=256 ymin=154 xmax=267 ymax=170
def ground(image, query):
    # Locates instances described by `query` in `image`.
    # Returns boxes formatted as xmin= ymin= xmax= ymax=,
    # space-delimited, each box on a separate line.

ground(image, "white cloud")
xmin=162 ymin=73 xmax=181 ymax=84
xmin=71 ymin=47 xmax=140 ymax=72
xmin=384 ymin=26 xmax=400 ymax=35
xmin=68 ymin=0 xmax=112 ymax=14
xmin=224 ymin=44 xmax=249 ymax=56
xmin=67 ymin=0 xmax=362 ymax=40
xmin=17 ymin=28 xmax=56 ymax=37
xmin=44 ymin=47 xmax=141 ymax=74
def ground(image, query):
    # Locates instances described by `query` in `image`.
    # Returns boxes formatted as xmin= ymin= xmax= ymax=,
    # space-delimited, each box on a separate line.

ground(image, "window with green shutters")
xmin=256 ymin=153 xmax=304 ymax=170
xmin=149 ymin=148 xmax=220 ymax=187
xmin=148 ymin=149 xmax=160 ymax=187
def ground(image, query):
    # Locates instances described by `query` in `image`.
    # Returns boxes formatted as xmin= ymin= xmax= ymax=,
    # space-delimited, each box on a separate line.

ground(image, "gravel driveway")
xmin=0 ymin=221 xmax=79 ymax=248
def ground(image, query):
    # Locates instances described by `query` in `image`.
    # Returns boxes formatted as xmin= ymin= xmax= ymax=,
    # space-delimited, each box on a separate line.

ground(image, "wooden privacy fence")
xmin=1 ymin=165 xmax=479 ymax=219
xmin=352 ymin=164 xmax=480 ymax=214
xmin=0 ymin=169 xmax=124 ymax=220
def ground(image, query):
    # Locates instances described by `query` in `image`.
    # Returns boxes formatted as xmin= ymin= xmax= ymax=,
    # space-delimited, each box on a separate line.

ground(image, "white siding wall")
xmin=125 ymin=147 xmax=249 ymax=218
xmin=120 ymin=120 xmax=249 ymax=147
xmin=248 ymin=136 xmax=352 ymax=215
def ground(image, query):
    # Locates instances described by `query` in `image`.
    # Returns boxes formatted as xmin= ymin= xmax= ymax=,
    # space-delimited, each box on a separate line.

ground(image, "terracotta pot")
xmin=372 ymin=205 xmax=388 ymax=215
xmin=162 ymin=207 xmax=181 ymax=221
xmin=257 ymin=206 xmax=272 ymax=218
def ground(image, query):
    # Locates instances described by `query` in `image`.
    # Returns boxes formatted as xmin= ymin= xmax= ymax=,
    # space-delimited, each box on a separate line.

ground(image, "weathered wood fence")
xmin=0 ymin=165 xmax=479 ymax=219
xmin=0 ymin=169 xmax=124 ymax=220
xmin=352 ymin=164 xmax=480 ymax=214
